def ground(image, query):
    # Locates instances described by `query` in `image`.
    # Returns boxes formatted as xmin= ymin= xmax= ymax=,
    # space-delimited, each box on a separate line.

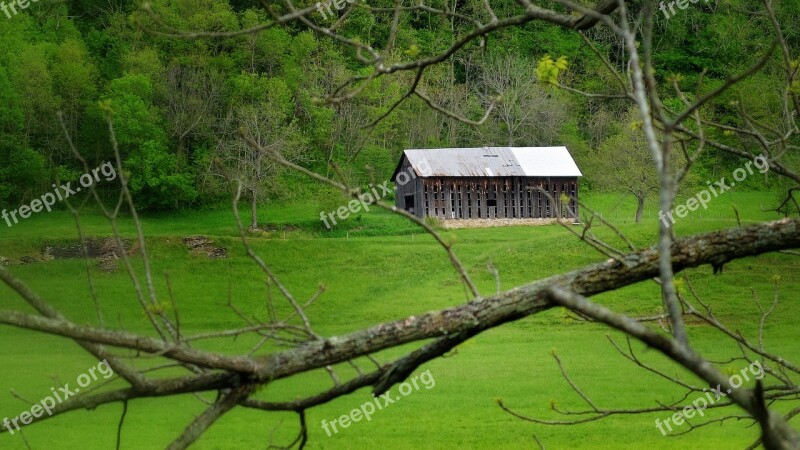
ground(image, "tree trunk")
xmin=635 ymin=193 xmax=645 ymax=223
xmin=250 ymin=191 xmax=258 ymax=230
xmin=176 ymin=136 xmax=186 ymax=167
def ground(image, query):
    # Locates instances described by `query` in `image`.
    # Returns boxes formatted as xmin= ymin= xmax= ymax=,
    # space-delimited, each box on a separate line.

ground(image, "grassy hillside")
xmin=0 ymin=192 xmax=797 ymax=449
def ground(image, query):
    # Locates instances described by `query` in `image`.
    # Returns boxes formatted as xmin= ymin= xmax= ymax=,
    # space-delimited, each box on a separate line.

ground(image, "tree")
xmin=214 ymin=74 xmax=305 ymax=230
xmin=51 ymin=38 xmax=98 ymax=151
xmin=475 ymin=53 xmax=569 ymax=146
xmin=102 ymin=74 xmax=197 ymax=210
xmin=591 ymin=108 xmax=694 ymax=223
xmin=164 ymin=65 xmax=221 ymax=166
xmin=9 ymin=44 xmax=61 ymax=162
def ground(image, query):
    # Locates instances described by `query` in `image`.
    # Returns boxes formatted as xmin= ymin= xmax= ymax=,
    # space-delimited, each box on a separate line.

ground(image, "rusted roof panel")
xmin=404 ymin=147 xmax=522 ymax=177
xmin=403 ymin=147 xmax=581 ymax=178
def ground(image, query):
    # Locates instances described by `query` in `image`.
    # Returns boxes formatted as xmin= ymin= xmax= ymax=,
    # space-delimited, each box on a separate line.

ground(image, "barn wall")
xmin=393 ymin=157 xmax=425 ymax=218
xmin=414 ymin=176 xmax=579 ymax=220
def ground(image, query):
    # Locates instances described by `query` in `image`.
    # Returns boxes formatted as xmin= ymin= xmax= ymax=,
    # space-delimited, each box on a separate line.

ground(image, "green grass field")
xmin=0 ymin=192 xmax=797 ymax=449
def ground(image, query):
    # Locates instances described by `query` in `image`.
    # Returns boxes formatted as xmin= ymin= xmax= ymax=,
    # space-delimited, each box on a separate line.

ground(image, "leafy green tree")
xmin=215 ymin=73 xmax=305 ymax=229
xmin=0 ymin=136 xmax=47 ymax=205
xmin=590 ymin=109 xmax=694 ymax=223
xmin=124 ymin=139 xmax=197 ymax=210
xmin=52 ymin=39 xmax=99 ymax=147
xmin=103 ymin=74 xmax=196 ymax=210
xmin=9 ymin=44 xmax=61 ymax=157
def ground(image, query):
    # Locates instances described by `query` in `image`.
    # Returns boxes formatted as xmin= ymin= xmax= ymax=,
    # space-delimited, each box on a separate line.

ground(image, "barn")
xmin=391 ymin=147 xmax=582 ymax=220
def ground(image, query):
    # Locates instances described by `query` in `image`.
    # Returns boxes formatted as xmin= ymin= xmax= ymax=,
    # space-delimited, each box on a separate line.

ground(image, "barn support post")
xmin=415 ymin=177 xmax=424 ymax=219
xmin=443 ymin=178 xmax=451 ymax=219
xmin=463 ymin=180 xmax=469 ymax=219
xmin=422 ymin=180 xmax=428 ymax=217
xmin=523 ymin=179 xmax=530 ymax=218
xmin=555 ymin=178 xmax=562 ymax=218
xmin=469 ymin=180 xmax=476 ymax=219
xmin=498 ymin=178 xmax=506 ymax=218
xmin=459 ymin=180 xmax=465 ymax=219
xmin=456 ymin=180 xmax=463 ymax=219
xmin=480 ymin=179 xmax=487 ymax=219
xmin=489 ymin=179 xmax=494 ymax=219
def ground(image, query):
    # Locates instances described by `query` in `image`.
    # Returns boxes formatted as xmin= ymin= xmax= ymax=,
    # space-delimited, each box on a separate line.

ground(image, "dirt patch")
xmin=183 ymin=236 xmax=227 ymax=259
xmin=43 ymin=238 xmax=132 ymax=260
xmin=97 ymin=255 xmax=119 ymax=273
xmin=37 ymin=238 xmax=133 ymax=273
xmin=1 ymin=255 xmax=41 ymax=265
xmin=440 ymin=218 xmax=578 ymax=229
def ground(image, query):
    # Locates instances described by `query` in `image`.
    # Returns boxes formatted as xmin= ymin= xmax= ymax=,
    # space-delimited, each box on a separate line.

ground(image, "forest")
xmin=0 ymin=0 xmax=796 ymax=217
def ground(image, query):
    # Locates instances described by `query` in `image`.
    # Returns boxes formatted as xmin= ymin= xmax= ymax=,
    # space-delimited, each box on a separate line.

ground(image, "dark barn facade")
xmin=391 ymin=147 xmax=582 ymax=220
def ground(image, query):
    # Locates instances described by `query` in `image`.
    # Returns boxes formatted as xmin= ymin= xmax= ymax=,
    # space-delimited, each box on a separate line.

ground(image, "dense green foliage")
xmin=0 ymin=0 xmax=796 ymax=217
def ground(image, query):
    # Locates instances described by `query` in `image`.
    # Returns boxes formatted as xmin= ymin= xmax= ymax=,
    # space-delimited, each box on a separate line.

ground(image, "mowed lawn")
xmin=0 ymin=192 xmax=797 ymax=449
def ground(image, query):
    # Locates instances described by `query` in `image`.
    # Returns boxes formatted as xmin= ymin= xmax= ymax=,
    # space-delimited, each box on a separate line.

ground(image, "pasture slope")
xmin=0 ymin=192 xmax=797 ymax=449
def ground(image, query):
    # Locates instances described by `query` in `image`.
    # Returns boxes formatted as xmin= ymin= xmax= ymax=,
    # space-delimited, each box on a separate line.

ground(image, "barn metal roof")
xmin=398 ymin=147 xmax=582 ymax=178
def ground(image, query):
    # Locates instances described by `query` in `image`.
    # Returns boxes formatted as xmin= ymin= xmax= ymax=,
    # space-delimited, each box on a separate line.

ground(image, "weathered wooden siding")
xmin=393 ymin=157 xmax=425 ymax=218
xmin=397 ymin=176 xmax=579 ymax=220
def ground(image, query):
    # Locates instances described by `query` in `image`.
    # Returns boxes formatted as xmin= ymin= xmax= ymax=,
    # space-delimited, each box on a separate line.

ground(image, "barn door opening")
xmin=404 ymin=195 xmax=415 ymax=214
